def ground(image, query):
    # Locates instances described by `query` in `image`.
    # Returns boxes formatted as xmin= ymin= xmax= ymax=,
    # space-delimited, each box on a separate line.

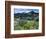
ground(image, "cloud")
xmin=14 ymin=8 xmax=39 ymax=14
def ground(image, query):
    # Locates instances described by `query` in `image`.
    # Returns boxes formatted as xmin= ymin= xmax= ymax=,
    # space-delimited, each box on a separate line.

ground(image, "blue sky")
xmin=14 ymin=8 xmax=39 ymax=14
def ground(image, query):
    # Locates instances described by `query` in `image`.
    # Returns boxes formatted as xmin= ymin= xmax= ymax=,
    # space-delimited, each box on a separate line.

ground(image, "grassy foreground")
xmin=14 ymin=17 xmax=39 ymax=30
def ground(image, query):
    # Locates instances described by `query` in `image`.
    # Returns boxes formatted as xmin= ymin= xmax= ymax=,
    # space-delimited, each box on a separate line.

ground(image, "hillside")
xmin=14 ymin=11 xmax=39 ymax=17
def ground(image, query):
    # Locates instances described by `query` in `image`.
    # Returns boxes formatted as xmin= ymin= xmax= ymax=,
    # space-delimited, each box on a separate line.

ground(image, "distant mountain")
xmin=14 ymin=11 xmax=39 ymax=17
xmin=29 ymin=11 xmax=39 ymax=14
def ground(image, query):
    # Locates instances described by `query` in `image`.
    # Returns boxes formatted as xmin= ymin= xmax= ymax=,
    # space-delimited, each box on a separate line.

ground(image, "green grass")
xmin=14 ymin=18 xmax=39 ymax=30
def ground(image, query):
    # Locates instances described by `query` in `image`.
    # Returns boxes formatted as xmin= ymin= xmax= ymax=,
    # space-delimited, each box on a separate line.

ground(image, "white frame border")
xmin=11 ymin=5 xmax=42 ymax=34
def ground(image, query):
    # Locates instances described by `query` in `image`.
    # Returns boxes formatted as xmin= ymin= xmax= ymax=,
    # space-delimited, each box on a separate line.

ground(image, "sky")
xmin=14 ymin=8 xmax=39 ymax=14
